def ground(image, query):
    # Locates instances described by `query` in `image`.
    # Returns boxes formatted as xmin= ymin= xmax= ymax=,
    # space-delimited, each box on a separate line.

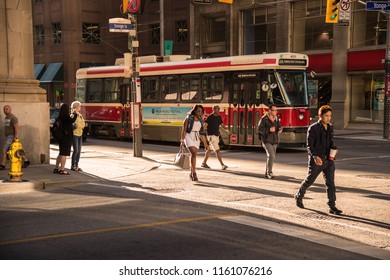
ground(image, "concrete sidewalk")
xmin=0 ymin=128 xmax=388 ymax=195
xmin=0 ymin=157 xmax=158 ymax=194
xmin=336 ymin=129 xmax=390 ymax=142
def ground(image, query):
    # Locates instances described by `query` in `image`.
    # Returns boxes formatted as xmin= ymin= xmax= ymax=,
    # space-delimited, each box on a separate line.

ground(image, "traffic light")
xmin=326 ymin=0 xmax=340 ymax=24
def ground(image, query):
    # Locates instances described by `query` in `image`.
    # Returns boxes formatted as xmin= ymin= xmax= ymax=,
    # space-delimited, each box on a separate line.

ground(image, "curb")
xmin=0 ymin=180 xmax=44 ymax=194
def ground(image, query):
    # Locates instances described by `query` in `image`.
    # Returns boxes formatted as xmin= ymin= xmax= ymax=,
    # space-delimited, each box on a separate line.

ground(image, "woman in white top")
xmin=180 ymin=104 xmax=209 ymax=181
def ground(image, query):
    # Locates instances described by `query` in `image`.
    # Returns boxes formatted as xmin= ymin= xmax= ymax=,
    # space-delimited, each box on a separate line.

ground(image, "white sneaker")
xmin=221 ymin=165 xmax=228 ymax=170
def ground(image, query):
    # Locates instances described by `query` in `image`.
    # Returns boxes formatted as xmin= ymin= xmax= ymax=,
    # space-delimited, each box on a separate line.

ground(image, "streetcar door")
xmin=230 ymin=81 xmax=257 ymax=145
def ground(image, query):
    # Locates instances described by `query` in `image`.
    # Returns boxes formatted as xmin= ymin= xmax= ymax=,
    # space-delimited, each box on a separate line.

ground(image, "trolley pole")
xmin=384 ymin=11 xmax=390 ymax=139
xmin=128 ymin=14 xmax=143 ymax=157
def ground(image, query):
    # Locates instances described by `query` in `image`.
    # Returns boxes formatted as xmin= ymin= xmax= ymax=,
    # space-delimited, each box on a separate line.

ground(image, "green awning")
xmin=34 ymin=64 xmax=45 ymax=79
xmin=40 ymin=62 xmax=63 ymax=83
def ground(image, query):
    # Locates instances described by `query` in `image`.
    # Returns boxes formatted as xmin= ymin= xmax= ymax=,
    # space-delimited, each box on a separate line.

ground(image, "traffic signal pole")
xmin=384 ymin=11 xmax=390 ymax=139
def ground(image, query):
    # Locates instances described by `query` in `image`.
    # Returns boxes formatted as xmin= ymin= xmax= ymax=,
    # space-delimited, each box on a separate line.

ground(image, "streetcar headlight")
xmin=299 ymin=114 xmax=304 ymax=120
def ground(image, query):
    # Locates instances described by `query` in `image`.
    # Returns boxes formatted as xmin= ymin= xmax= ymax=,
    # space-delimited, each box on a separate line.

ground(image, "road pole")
xmin=128 ymin=13 xmax=143 ymax=157
xmin=384 ymin=11 xmax=390 ymax=139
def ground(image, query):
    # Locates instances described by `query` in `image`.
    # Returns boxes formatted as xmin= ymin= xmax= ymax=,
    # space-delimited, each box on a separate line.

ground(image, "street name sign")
xmin=109 ymin=18 xmax=134 ymax=33
xmin=366 ymin=1 xmax=390 ymax=11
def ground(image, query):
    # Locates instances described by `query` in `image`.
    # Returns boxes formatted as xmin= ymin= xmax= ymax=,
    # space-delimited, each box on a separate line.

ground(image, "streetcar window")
xmin=161 ymin=76 xmax=178 ymax=101
xmin=231 ymin=83 xmax=240 ymax=105
xmin=88 ymin=79 xmax=103 ymax=102
xmin=76 ymin=79 xmax=86 ymax=103
xmin=202 ymin=74 xmax=224 ymax=102
xmin=277 ymin=71 xmax=308 ymax=106
xmin=268 ymin=73 xmax=285 ymax=106
xmin=180 ymin=75 xmax=200 ymax=102
xmin=104 ymin=79 xmax=120 ymax=102
xmin=141 ymin=77 xmax=159 ymax=102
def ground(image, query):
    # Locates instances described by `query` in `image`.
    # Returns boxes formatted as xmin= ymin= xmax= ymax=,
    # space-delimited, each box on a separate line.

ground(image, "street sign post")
xmin=110 ymin=15 xmax=143 ymax=155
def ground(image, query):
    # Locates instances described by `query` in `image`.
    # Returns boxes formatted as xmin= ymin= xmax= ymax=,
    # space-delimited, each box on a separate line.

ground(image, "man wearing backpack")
xmin=0 ymin=105 xmax=30 ymax=170
xmin=258 ymin=104 xmax=282 ymax=179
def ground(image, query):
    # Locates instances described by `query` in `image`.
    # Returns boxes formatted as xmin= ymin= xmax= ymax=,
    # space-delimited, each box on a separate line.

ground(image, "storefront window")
xmin=243 ymin=7 xmax=276 ymax=54
xmin=351 ymin=75 xmax=384 ymax=123
xmin=292 ymin=0 xmax=332 ymax=52
xmin=352 ymin=1 xmax=387 ymax=47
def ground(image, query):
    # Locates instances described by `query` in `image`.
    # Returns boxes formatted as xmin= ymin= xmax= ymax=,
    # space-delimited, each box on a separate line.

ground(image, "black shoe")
xmin=329 ymin=206 xmax=343 ymax=215
xmin=0 ymin=165 xmax=5 ymax=170
xmin=22 ymin=161 xmax=30 ymax=168
xmin=294 ymin=194 xmax=304 ymax=208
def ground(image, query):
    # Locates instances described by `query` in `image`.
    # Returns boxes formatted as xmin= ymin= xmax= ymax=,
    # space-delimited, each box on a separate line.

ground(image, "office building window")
xmin=82 ymin=23 xmax=100 ymax=44
xmin=34 ymin=25 xmax=44 ymax=46
xmin=243 ymin=7 xmax=276 ymax=54
xmin=205 ymin=16 xmax=226 ymax=43
xmin=352 ymin=2 xmax=387 ymax=47
xmin=292 ymin=0 xmax=332 ymax=52
xmin=176 ymin=20 xmax=188 ymax=43
xmin=150 ymin=23 xmax=160 ymax=45
xmin=52 ymin=22 xmax=62 ymax=44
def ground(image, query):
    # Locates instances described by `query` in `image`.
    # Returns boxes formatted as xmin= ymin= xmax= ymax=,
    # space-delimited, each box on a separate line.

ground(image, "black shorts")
xmin=59 ymin=139 xmax=72 ymax=156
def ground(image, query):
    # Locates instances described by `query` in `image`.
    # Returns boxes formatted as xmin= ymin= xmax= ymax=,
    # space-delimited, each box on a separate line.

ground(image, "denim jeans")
xmin=297 ymin=156 xmax=336 ymax=205
xmin=262 ymin=142 xmax=277 ymax=175
xmin=71 ymin=135 xmax=82 ymax=168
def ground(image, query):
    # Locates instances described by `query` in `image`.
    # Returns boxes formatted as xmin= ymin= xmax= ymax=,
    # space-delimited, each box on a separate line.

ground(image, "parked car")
xmin=50 ymin=107 xmax=89 ymax=141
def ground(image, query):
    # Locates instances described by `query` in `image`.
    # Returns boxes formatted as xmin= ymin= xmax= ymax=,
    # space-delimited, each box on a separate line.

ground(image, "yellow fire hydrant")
xmin=7 ymin=139 xmax=25 ymax=182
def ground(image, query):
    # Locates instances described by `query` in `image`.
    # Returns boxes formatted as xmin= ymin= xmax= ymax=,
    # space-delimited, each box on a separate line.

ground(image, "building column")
xmin=331 ymin=24 xmax=350 ymax=129
xmin=0 ymin=0 xmax=49 ymax=165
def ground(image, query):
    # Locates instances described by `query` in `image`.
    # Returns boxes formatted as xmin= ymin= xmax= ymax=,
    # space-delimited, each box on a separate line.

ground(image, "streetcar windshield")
xmin=275 ymin=71 xmax=308 ymax=106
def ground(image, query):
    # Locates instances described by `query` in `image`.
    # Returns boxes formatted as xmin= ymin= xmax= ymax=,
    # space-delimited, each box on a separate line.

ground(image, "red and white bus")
xmin=75 ymin=53 xmax=310 ymax=147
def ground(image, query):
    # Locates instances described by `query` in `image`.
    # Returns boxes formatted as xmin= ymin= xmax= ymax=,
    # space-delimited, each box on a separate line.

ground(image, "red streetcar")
xmin=76 ymin=52 xmax=310 ymax=147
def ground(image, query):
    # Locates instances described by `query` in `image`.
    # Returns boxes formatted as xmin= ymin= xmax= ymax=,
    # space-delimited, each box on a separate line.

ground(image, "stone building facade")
xmin=1 ymin=0 xmax=49 ymax=165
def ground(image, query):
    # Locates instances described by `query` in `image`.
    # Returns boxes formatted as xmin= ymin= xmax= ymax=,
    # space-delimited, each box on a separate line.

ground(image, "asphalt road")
xmin=0 ymin=182 xmax=381 ymax=260
xmin=0 ymin=137 xmax=389 ymax=260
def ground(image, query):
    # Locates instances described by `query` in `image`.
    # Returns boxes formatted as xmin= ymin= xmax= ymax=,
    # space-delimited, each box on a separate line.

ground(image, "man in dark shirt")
xmin=1 ymin=105 xmax=30 ymax=170
xmin=294 ymin=105 xmax=342 ymax=215
xmin=201 ymin=105 xmax=228 ymax=170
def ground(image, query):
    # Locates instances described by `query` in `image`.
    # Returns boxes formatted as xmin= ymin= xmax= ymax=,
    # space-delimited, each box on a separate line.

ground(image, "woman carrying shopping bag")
xmin=180 ymin=104 xmax=209 ymax=181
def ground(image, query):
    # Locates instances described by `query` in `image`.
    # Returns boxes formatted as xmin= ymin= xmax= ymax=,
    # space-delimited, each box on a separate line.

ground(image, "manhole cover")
xmin=299 ymin=212 xmax=335 ymax=221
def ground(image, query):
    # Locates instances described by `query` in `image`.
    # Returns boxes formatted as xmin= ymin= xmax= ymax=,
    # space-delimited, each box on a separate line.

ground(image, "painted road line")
xmin=0 ymin=213 xmax=238 ymax=247
xmin=222 ymin=215 xmax=390 ymax=260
